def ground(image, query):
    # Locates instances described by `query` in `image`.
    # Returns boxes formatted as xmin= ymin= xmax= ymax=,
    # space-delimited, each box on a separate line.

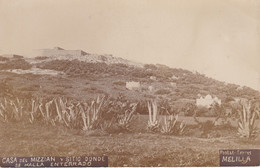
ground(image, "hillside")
xmin=1 ymin=51 xmax=260 ymax=167
xmin=0 ymin=52 xmax=259 ymax=116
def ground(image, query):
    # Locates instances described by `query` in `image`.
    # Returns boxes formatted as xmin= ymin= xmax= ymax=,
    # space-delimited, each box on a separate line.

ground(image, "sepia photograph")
xmin=0 ymin=0 xmax=260 ymax=167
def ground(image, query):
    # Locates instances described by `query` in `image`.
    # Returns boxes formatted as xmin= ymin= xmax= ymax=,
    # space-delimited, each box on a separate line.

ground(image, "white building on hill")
xmin=34 ymin=47 xmax=87 ymax=57
xmin=126 ymin=81 xmax=140 ymax=90
xmin=196 ymin=94 xmax=221 ymax=108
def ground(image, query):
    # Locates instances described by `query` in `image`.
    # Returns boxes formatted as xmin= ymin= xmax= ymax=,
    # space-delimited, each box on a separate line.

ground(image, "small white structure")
xmin=126 ymin=81 xmax=140 ymax=90
xmin=170 ymin=82 xmax=177 ymax=87
xmin=150 ymin=76 xmax=157 ymax=80
xmin=236 ymin=86 xmax=243 ymax=91
xmin=148 ymin=86 xmax=154 ymax=92
xmin=196 ymin=94 xmax=221 ymax=108
xmin=171 ymin=75 xmax=178 ymax=80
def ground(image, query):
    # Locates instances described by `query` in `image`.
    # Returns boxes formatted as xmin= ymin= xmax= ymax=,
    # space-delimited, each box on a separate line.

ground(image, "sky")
xmin=0 ymin=0 xmax=260 ymax=90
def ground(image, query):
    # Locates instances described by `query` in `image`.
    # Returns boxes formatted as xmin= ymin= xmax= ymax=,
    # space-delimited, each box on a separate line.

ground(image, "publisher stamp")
xmin=0 ymin=156 xmax=108 ymax=167
xmin=219 ymin=149 xmax=260 ymax=166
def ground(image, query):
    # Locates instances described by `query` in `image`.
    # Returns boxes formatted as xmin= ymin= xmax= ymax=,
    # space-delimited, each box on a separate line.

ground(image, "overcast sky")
xmin=0 ymin=0 xmax=259 ymax=90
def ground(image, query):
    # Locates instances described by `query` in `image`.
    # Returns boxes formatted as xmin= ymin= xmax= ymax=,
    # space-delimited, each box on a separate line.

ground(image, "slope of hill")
xmin=0 ymin=52 xmax=259 ymax=116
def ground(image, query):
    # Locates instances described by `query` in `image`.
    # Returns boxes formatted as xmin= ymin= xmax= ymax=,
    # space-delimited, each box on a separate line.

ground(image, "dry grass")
xmin=0 ymin=121 xmax=259 ymax=167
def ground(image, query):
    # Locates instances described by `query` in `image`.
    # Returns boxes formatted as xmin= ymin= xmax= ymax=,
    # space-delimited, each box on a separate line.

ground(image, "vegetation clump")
xmin=0 ymin=58 xmax=32 ymax=70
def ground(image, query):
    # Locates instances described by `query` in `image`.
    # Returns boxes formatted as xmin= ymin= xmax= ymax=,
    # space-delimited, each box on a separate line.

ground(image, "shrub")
xmin=113 ymin=81 xmax=125 ymax=86
xmin=0 ymin=59 xmax=32 ymax=70
xmin=0 ymin=56 xmax=9 ymax=61
xmin=200 ymin=120 xmax=215 ymax=136
xmin=195 ymin=106 xmax=209 ymax=117
xmin=99 ymin=94 xmax=138 ymax=133
xmin=158 ymin=99 xmax=177 ymax=115
xmin=155 ymin=89 xmax=171 ymax=95
xmin=35 ymin=56 xmax=49 ymax=60
xmin=194 ymin=117 xmax=216 ymax=138
xmin=144 ymin=64 xmax=157 ymax=70
xmin=183 ymin=103 xmax=197 ymax=116
xmin=136 ymin=100 xmax=148 ymax=114
xmin=210 ymin=102 xmax=232 ymax=125
xmin=0 ymin=81 xmax=15 ymax=98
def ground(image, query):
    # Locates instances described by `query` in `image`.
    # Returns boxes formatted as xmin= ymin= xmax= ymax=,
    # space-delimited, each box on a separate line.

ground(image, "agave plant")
xmin=237 ymin=100 xmax=260 ymax=138
xmin=161 ymin=114 xmax=186 ymax=135
xmin=0 ymin=98 xmax=8 ymax=121
xmin=10 ymin=98 xmax=25 ymax=121
xmin=147 ymin=100 xmax=160 ymax=132
xmin=178 ymin=121 xmax=186 ymax=135
xmin=0 ymin=97 xmax=24 ymax=121
xmin=38 ymin=98 xmax=55 ymax=124
xmin=81 ymin=96 xmax=105 ymax=131
xmin=29 ymin=99 xmax=39 ymax=123
xmin=117 ymin=103 xmax=137 ymax=131
xmin=161 ymin=114 xmax=178 ymax=134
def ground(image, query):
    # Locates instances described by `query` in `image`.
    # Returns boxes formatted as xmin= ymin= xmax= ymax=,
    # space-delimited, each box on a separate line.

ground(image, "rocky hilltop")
xmin=32 ymin=47 xmax=143 ymax=67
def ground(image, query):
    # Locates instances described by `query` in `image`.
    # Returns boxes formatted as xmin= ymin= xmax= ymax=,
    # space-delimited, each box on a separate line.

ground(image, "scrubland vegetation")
xmin=0 ymin=58 xmax=32 ymax=70
xmin=0 ymin=57 xmax=260 ymax=166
